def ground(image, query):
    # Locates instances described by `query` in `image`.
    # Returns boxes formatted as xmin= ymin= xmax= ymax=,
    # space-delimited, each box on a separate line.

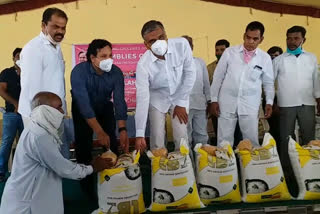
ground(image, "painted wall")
xmin=0 ymin=0 xmax=319 ymax=114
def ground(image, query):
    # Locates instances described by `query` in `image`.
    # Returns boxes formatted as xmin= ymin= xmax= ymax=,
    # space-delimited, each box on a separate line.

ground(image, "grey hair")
xmin=141 ymin=20 xmax=164 ymax=39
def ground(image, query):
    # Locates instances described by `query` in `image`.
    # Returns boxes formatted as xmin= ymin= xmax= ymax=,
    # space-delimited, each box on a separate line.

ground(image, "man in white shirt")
xmin=0 ymin=92 xmax=112 ymax=214
xmin=182 ymin=35 xmax=211 ymax=147
xmin=18 ymin=7 xmax=68 ymax=126
xmin=210 ymin=21 xmax=275 ymax=147
xmin=135 ymin=20 xmax=195 ymax=152
xmin=273 ymin=26 xmax=320 ymax=151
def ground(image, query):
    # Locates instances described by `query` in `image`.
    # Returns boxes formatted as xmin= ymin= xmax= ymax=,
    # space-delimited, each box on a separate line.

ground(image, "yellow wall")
xmin=0 ymin=0 xmax=320 ymax=114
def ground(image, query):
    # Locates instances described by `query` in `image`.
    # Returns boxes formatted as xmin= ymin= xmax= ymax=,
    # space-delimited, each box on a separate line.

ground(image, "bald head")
xmin=31 ymin=92 xmax=64 ymax=113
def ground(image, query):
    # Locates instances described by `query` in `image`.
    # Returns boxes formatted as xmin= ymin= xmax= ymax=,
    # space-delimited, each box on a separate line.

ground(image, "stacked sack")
xmin=92 ymin=151 xmax=145 ymax=214
xmin=194 ymin=142 xmax=241 ymax=205
xmin=147 ymin=139 xmax=203 ymax=211
xmin=236 ymin=133 xmax=291 ymax=203
xmin=288 ymin=138 xmax=320 ymax=200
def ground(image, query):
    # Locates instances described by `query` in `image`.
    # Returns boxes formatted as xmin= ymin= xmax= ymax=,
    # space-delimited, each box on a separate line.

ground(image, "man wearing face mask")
xmin=0 ymin=48 xmax=24 ymax=182
xmin=71 ymin=39 xmax=128 ymax=200
xmin=210 ymin=21 xmax=275 ymax=147
xmin=274 ymin=26 xmax=320 ymax=153
xmin=0 ymin=92 xmax=112 ymax=214
xmin=135 ymin=20 xmax=195 ymax=152
xmin=18 ymin=8 xmax=68 ymax=128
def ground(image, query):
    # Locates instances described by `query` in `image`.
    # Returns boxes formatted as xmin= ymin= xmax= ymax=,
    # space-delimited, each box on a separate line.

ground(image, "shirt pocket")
xmin=250 ymin=67 xmax=263 ymax=82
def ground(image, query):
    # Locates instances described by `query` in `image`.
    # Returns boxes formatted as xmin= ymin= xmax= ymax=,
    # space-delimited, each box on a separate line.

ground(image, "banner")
xmin=72 ymin=43 xmax=147 ymax=110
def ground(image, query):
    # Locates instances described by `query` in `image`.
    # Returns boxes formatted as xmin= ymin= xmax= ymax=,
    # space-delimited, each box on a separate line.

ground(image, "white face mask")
xmin=151 ymin=40 xmax=168 ymax=56
xmin=99 ymin=58 xmax=113 ymax=72
xmin=45 ymin=27 xmax=61 ymax=45
xmin=15 ymin=60 xmax=21 ymax=68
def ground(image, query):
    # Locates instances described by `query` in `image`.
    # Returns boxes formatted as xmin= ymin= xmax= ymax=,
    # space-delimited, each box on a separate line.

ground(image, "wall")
xmin=0 ymin=0 xmax=319 ymax=114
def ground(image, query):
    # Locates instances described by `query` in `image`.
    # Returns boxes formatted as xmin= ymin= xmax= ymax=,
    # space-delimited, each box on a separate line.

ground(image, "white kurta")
xmin=135 ymin=37 xmax=195 ymax=138
xmin=189 ymin=57 xmax=211 ymax=110
xmin=273 ymin=50 xmax=320 ymax=107
xmin=210 ymin=45 xmax=275 ymax=146
xmin=18 ymin=32 xmax=67 ymax=117
xmin=210 ymin=45 xmax=275 ymax=115
xmin=0 ymin=122 xmax=92 ymax=214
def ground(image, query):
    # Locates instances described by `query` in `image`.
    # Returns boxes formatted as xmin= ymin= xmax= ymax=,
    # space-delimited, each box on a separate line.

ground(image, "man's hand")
xmin=210 ymin=102 xmax=220 ymax=117
xmin=135 ymin=137 xmax=147 ymax=152
xmin=206 ymin=103 xmax=212 ymax=116
xmin=272 ymin=103 xmax=280 ymax=115
xmin=265 ymin=104 xmax=273 ymax=119
xmin=119 ymin=130 xmax=129 ymax=153
xmin=91 ymin=156 xmax=114 ymax=172
xmin=97 ymin=131 xmax=110 ymax=150
xmin=13 ymin=101 xmax=18 ymax=113
xmin=14 ymin=104 xmax=18 ymax=113
xmin=316 ymin=98 xmax=320 ymax=116
xmin=173 ymin=106 xmax=188 ymax=124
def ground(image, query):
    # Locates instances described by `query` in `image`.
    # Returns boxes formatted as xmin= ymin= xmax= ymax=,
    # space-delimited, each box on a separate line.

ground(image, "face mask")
xmin=287 ymin=41 xmax=303 ymax=55
xmin=99 ymin=58 xmax=113 ymax=72
xmin=45 ymin=27 xmax=60 ymax=45
xmin=151 ymin=40 xmax=168 ymax=56
xmin=216 ymin=54 xmax=222 ymax=61
xmin=30 ymin=105 xmax=64 ymax=145
xmin=15 ymin=60 xmax=21 ymax=68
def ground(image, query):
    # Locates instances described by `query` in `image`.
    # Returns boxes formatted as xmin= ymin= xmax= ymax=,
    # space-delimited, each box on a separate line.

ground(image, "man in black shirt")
xmin=0 ymin=48 xmax=24 ymax=182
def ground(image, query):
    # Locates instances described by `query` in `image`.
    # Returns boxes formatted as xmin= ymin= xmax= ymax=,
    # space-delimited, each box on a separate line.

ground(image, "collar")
xmin=167 ymin=39 xmax=173 ymax=54
xmin=89 ymin=62 xmax=98 ymax=74
xmin=39 ymin=31 xmax=51 ymax=45
xmin=150 ymin=50 xmax=159 ymax=62
xmin=39 ymin=31 xmax=60 ymax=48
xmin=239 ymin=44 xmax=259 ymax=55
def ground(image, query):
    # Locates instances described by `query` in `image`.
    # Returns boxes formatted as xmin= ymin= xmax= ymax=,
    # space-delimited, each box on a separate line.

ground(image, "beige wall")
xmin=0 ymin=0 xmax=319 ymax=115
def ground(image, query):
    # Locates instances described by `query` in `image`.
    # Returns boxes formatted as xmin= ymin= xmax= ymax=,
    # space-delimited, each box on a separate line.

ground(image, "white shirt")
xmin=211 ymin=45 xmax=275 ymax=115
xmin=189 ymin=57 xmax=211 ymax=110
xmin=0 ymin=121 xmax=92 ymax=214
xmin=18 ymin=32 xmax=66 ymax=117
xmin=273 ymin=50 xmax=320 ymax=107
xmin=135 ymin=37 xmax=195 ymax=137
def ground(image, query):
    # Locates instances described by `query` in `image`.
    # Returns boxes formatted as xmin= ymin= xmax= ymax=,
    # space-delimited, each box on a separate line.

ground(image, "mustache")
xmin=54 ymin=33 xmax=64 ymax=38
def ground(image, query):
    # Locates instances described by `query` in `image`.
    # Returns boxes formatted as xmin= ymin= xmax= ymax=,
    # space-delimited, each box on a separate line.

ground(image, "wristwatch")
xmin=118 ymin=127 xmax=127 ymax=133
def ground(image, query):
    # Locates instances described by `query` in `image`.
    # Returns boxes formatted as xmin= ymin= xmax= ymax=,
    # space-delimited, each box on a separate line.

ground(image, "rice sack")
xmin=147 ymin=139 xmax=203 ymax=212
xmin=92 ymin=151 xmax=145 ymax=214
xmin=237 ymin=133 xmax=291 ymax=203
xmin=194 ymin=142 xmax=241 ymax=205
xmin=288 ymin=138 xmax=320 ymax=200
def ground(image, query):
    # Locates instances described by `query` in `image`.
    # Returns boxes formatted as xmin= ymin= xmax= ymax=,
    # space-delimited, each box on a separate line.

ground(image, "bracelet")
xmin=118 ymin=127 xmax=127 ymax=133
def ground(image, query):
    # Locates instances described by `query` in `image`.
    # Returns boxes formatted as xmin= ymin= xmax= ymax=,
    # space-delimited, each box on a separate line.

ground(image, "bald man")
xmin=0 ymin=92 xmax=113 ymax=214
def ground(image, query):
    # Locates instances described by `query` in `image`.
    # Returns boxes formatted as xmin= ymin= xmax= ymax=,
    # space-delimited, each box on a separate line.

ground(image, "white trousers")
xmin=218 ymin=111 xmax=259 ymax=147
xmin=187 ymin=109 xmax=208 ymax=147
xmin=149 ymin=105 xmax=188 ymax=150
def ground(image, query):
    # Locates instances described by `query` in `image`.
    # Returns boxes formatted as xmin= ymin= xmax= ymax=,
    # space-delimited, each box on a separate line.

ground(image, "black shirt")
xmin=0 ymin=67 xmax=21 ymax=112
